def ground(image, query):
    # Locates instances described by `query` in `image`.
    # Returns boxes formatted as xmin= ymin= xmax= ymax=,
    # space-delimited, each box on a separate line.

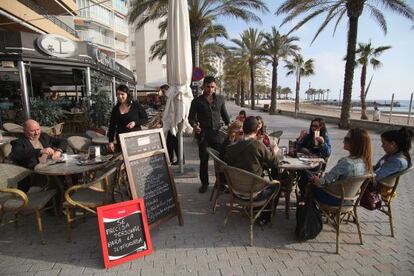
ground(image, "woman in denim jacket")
xmin=374 ymin=127 xmax=412 ymax=200
xmin=310 ymin=128 xmax=373 ymax=205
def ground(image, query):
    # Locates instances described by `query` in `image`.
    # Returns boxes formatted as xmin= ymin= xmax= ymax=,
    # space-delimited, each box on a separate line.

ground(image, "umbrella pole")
xmin=178 ymin=128 xmax=184 ymax=173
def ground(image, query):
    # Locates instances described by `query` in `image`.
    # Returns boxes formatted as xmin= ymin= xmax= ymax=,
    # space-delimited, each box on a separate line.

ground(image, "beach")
xmin=250 ymin=100 xmax=414 ymax=126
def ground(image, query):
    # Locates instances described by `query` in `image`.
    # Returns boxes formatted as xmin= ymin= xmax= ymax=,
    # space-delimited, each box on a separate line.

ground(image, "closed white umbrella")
xmin=162 ymin=0 xmax=193 ymax=173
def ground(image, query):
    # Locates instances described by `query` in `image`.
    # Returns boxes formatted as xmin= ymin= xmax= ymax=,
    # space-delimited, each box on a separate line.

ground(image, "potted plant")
xmin=30 ymin=97 xmax=63 ymax=126
xmin=89 ymin=89 xmax=113 ymax=130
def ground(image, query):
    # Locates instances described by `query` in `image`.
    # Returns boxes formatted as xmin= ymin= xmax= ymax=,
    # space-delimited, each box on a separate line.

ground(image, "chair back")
xmin=218 ymin=129 xmax=227 ymax=144
xmin=85 ymin=130 xmax=103 ymax=138
xmin=0 ymin=164 xmax=32 ymax=189
xmin=324 ymin=174 xmax=374 ymax=201
xmin=51 ymin=123 xmax=64 ymax=137
xmin=67 ymin=136 xmax=92 ymax=153
xmin=269 ymin=130 xmax=283 ymax=145
xmin=223 ymin=165 xmax=275 ymax=198
xmin=2 ymin=123 xmax=22 ymax=132
xmin=379 ymin=165 xmax=413 ymax=188
xmin=206 ymin=147 xmax=226 ymax=171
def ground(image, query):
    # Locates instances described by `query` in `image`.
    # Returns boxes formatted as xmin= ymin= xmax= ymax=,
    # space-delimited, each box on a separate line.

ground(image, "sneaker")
xmin=199 ymin=185 xmax=208 ymax=193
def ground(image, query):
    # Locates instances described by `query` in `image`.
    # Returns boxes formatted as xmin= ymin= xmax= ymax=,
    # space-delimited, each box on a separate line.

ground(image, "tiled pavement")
xmin=1 ymin=101 xmax=413 ymax=275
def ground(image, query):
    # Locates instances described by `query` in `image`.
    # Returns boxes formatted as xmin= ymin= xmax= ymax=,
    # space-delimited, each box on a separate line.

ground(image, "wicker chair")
xmin=206 ymin=147 xmax=227 ymax=213
xmin=376 ymin=165 xmax=413 ymax=237
xmin=64 ymin=159 xmax=122 ymax=241
xmin=2 ymin=123 xmax=23 ymax=133
xmin=268 ymin=130 xmax=283 ymax=145
xmin=51 ymin=123 xmax=65 ymax=137
xmin=0 ymin=164 xmax=57 ymax=244
xmin=67 ymin=136 xmax=92 ymax=154
xmin=220 ymin=165 xmax=280 ymax=246
xmin=315 ymin=174 xmax=374 ymax=254
xmin=85 ymin=130 xmax=104 ymax=139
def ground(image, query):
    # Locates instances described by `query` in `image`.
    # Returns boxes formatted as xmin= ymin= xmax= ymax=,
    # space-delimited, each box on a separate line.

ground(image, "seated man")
xmin=10 ymin=119 xmax=67 ymax=192
xmin=224 ymin=116 xmax=280 ymax=224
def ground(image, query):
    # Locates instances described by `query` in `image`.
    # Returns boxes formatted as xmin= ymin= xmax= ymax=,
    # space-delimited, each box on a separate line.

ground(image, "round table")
xmin=277 ymin=156 xmax=322 ymax=219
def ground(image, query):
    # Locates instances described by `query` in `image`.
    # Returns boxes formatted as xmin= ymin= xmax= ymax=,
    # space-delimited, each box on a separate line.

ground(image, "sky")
xmin=217 ymin=1 xmax=414 ymax=101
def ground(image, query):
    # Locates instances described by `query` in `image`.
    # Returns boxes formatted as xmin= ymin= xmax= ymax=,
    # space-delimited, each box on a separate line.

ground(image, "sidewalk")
xmin=1 ymin=101 xmax=413 ymax=275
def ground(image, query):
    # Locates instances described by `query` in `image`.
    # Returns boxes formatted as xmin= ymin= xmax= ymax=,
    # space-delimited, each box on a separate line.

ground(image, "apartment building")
xmin=0 ymin=0 xmax=78 ymax=40
xmin=75 ymin=0 xmax=130 ymax=68
xmin=129 ymin=19 xmax=167 ymax=90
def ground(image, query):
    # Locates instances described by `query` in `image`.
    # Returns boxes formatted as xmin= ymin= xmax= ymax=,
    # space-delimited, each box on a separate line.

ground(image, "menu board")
xmin=97 ymin=199 xmax=152 ymax=269
xmin=119 ymin=129 xmax=183 ymax=228
xmin=130 ymin=154 xmax=176 ymax=224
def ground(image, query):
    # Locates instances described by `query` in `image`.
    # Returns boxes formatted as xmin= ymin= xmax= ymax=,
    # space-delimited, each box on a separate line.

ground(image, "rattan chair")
xmin=0 ymin=164 xmax=57 ymax=244
xmin=220 ymin=165 xmax=280 ymax=246
xmin=2 ymin=123 xmax=23 ymax=133
xmin=315 ymin=174 xmax=374 ymax=254
xmin=67 ymin=136 xmax=92 ymax=154
xmin=85 ymin=130 xmax=104 ymax=139
xmin=206 ymin=147 xmax=227 ymax=213
xmin=268 ymin=130 xmax=283 ymax=145
xmin=51 ymin=123 xmax=65 ymax=137
xmin=376 ymin=165 xmax=413 ymax=237
xmin=64 ymin=159 xmax=122 ymax=241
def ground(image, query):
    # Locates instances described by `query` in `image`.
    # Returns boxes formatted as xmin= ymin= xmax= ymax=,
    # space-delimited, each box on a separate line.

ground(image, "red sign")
xmin=192 ymin=67 xmax=204 ymax=81
xmin=97 ymin=199 xmax=153 ymax=269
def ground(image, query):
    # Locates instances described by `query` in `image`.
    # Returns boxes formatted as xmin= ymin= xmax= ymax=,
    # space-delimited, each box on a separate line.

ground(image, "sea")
xmin=354 ymin=100 xmax=413 ymax=114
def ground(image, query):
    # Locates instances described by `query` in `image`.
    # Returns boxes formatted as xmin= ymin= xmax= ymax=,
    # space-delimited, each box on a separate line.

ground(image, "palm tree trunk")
xmin=360 ymin=64 xmax=368 ymax=120
xmin=240 ymin=80 xmax=245 ymax=107
xmin=236 ymin=80 xmax=240 ymax=106
xmin=340 ymin=16 xmax=359 ymax=128
xmin=270 ymin=62 xmax=278 ymax=114
xmin=250 ymin=62 xmax=255 ymax=110
xmin=294 ymin=68 xmax=300 ymax=117
xmin=194 ymin=39 xmax=200 ymax=67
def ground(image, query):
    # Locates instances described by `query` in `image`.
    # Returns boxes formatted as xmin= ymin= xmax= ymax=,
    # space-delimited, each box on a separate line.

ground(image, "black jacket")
xmin=107 ymin=101 xmax=148 ymax=143
xmin=188 ymin=94 xmax=230 ymax=133
xmin=10 ymin=133 xmax=67 ymax=169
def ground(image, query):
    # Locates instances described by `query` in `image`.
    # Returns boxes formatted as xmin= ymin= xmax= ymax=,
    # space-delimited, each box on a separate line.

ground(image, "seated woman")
xmin=297 ymin=118 xmax=331 ymax=159
xmin=219 ymin=120 xmax=243 ymax=160
xmin=310 ymin=128 xmax=372 ymax=206
xmin=256 ymin=116 xmax=270 ymax=148
xmin=373 ymin=127 xmax=412 ymax=200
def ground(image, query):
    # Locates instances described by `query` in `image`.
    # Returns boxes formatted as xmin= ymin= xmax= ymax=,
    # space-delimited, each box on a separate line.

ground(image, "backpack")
xmin=295 ymin=190 xmax=323 ymax=240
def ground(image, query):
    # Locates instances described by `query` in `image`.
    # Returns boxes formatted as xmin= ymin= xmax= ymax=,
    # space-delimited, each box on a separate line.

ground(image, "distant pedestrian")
xmin=189 ymin=76 xmax=230 ymax=193
xmin=373 ymin=104 xmax=381 ymax=121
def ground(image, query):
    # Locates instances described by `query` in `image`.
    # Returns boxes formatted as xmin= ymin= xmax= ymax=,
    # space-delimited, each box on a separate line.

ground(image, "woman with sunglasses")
xmin=297 ymin=118 xmax=332 ymax=159
xmin=310 ymin=128 xmax=373 ymax=205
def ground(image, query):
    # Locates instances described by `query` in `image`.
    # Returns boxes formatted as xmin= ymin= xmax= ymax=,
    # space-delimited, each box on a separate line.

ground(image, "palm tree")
xmin=231 ymin=28 xmax=265 ymax=110
xmin=262 ymin=27 xmax=299 ymax=114
xmin=285 ymin=53 xmax=315 ymax=117
xmin=356 ymin=42 xmax=391 ymax=120
xmin=224 ymin=49 xmax=250 ymax=107
xmin=129 ymin=0 xmax=269 ymax=68
xmin=277 ymin=0 xmax=414 ymax=128
xmin=281 ymin=87 xmax=292 ymax=99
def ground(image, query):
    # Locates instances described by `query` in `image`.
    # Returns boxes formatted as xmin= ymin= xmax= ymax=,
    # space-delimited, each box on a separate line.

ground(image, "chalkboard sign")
xmin=97 ymin=199 xmax=152 ymax=269
xmin=130 ymin=154 xmax=176 ymax=224
xmin=119 ymin=129 xmax=183 ymax=228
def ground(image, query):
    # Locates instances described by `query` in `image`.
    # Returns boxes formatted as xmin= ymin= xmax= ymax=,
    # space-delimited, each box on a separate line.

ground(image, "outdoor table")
xmin=0 ymin=136 xmax=17 ymax=162
xmin=277 ymin=156 xmax=322 ymax=219
xmin=34 ymin=154 xmax=112 ymax=212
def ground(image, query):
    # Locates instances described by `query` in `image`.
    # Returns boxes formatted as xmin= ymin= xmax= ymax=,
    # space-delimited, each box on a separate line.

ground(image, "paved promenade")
xmin=1 ymin=101 xmax=413 ymax=275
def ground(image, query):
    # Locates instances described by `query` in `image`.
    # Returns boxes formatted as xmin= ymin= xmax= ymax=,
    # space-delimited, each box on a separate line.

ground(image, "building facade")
xmin=0 ymin=0 xmax=78 ymax=40
xmin=74 ymin=0 xmax=130 ymax=69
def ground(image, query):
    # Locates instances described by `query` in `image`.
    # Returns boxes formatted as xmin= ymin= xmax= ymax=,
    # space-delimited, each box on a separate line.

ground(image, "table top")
xmin=34 ymin=154 xmax=112 ymax=176
xmin=278 ymin=156 xmax=321 ymax=170
xmin=92 ymin=136 xmax=109 ymax=144
xmin=0 ymin=136 xmax=16 ymax=146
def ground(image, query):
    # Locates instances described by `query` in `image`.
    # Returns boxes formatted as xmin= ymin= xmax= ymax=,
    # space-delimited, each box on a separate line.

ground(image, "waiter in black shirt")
xmin=189 ymin=76 xmax=230 ymax=193
xmin=108 ymin=84 xmax=148 ymax=152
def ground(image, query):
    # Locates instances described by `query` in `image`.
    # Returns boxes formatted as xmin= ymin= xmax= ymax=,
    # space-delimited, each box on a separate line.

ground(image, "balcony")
xmin=78 ymin=30 xmax=114 ymax=48
xmin=115 ymin=40 xmax=128 ymax=53
xmin=114 ymin=17 xmax=128 ymax=36
xmin=18 ymin=0 xmax=78 ymax=37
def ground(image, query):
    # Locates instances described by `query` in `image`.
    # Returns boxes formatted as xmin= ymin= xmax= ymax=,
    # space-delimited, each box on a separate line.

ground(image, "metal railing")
xmin=19 ymin=0 xmax=78 ymax=38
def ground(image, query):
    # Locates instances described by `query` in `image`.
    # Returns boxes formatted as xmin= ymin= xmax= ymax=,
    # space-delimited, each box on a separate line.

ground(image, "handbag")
xmin=295 ymin=190 xmax=323 ymax=240
xmin=360 ymin=185 xmax=382 ymax=210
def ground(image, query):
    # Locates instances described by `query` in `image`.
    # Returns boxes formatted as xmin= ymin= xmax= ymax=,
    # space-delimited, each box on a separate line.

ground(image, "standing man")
xmin=189 ymin=76 xmax=230 ymax=193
